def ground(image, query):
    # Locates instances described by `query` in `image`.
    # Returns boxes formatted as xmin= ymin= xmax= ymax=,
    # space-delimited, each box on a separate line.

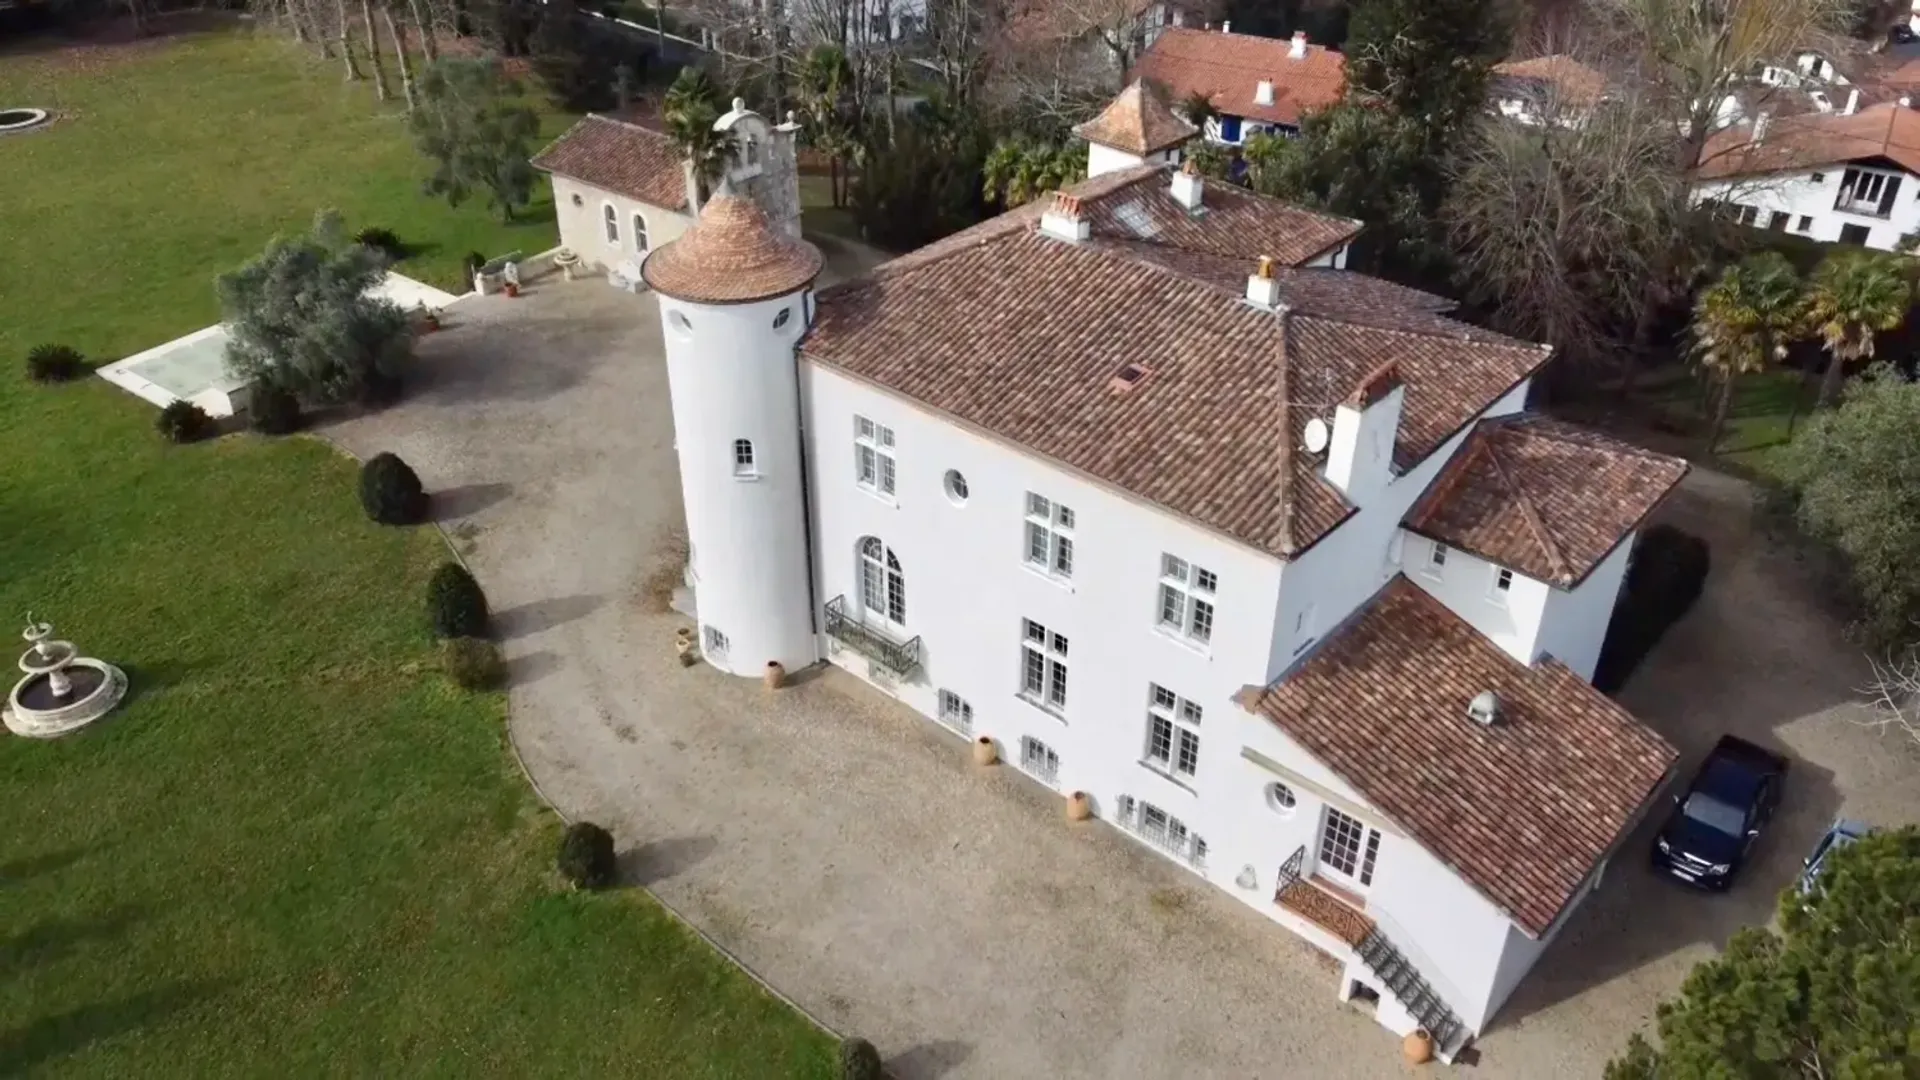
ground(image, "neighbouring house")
xmin=1693 ymin=101 xmax=1920 ymax=249
xmin=1489 ymin=54 xmax=1609 ymax=127
xmin=639 ymin=83 xmax=1688 ymax=1061
xmin=532 ymin=99 xmax=801 ymax=286
xmin=1133 ymin=26 xmax=1345 ymax=144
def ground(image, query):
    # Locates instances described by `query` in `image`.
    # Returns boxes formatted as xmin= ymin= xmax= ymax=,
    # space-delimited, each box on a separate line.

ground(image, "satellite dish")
xmin=1302 ymin=417 xmax=1331 ymax=454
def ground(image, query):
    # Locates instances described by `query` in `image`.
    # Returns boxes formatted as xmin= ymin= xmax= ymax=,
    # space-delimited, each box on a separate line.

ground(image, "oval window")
xmin=1265 ymin=782 xmax=1297 ymax=816
xmin=668 ymin=310 xmax=693 ymax=334
xmin=943 ymin=469 xmax=969 ymax=505
xmin=773 ymin=307 xmax=792 ymax=330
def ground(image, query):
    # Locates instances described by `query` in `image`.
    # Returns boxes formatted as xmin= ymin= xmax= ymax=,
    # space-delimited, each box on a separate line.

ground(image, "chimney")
xmin=1290 ymin=31 xmax=1308 ymax=58
xmin=1221 ymin=19 xmax=1230 ymax=33
xmin=1255 ymin=80 xmax=1275 ymax=106
xmin=1041 ymin=192 xmax=1090 ymax=242
xmin=1325 ymin=361 xmax=1404 ymax=499
xmin=1245 ymin=256 xmax=1280 ymax=307
xmin=1752 ymin=110 xmax=1772 ymax=144
xmin=1171 ymin=160 xmax=1204 ymax=211
xmin=1845 ymin=88 xmax=1862 ymax=115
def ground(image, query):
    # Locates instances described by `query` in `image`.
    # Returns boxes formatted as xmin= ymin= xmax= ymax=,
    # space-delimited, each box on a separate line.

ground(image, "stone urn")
xmin=554 ymin=248 xmax=580 ymax=281
xmin=1066 ymin=791 xmax=1092 ymax=821
xmin=972 ymin=735 xmax=997 ymax=766
xmin=675 ymin=627 xmax=695 ymax=666
xmin=1402 ymin=1028 xmax=1434 ymax=1065
xmin=763 ymin=661 xmax=785 ymax=690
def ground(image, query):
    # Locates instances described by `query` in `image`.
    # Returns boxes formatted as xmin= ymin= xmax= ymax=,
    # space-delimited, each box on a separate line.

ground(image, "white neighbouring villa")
xmin=633 ymin=85 xmax=1688 ymax=1061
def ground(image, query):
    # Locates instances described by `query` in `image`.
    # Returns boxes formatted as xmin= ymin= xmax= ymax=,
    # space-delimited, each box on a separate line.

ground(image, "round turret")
xmin=646 ymin=196 xmax=823 ymax=678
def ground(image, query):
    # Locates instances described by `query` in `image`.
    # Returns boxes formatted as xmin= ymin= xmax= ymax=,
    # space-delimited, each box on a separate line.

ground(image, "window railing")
xmin=824 ymin=595 xmax=922 ymax=677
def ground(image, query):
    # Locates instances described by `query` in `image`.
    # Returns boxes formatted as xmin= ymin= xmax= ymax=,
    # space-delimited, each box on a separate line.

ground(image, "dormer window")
xmin=1109 ymin=362 xmax=1153 ymax=393
xmin=1490 ymin=566 xmax=1514 ymax=606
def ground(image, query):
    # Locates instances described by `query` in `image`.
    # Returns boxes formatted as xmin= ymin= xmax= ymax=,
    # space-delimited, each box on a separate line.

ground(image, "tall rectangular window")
xmin=1318 ymin=806 xmax=1382 ymax=889
xmin=1155 ymin=554 xmax=1216 ymax=645
xmin=853 ymin=416 xmax=896 ymax=497
xmin=1023 ymin=493 xmax=1075 ymax=579
xmin=1019 ymin=618 xmax=1070 ymax=714
xmin=1143 ymin=683 xmax=1202 ymax=780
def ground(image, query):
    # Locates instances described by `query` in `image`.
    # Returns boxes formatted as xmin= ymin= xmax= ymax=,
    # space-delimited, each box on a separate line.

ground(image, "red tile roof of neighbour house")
xmin=1405 ymin=416 xmax=1690 ymax=587
xmin=1133 ymin=27 xmax=1346 ymax=128
xmin=1490 ymin=54 xmax=1609 ymax=105
xmin=1697 ymin=102 xmax=1920 ymax=180
xmin=1074 ymin=79 xmax=1199 ymax=155
xmin=1239 ymin=578 xmax=1680 ymax=936
xmin=802 ymin=167 xmax=1550 ymax=558
xmin=642 ymin=195 xmax=823 ymax=304
xmin=532 ymin=114 xmax=690 ymax=211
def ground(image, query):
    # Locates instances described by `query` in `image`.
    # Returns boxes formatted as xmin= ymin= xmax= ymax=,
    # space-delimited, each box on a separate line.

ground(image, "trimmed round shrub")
xmin=355 ymin=226 xmax=405 ymax=261
xmin=26 ymin=343 xmax=84 ymax=383
xmin=427 ymin=562 xmax=491 ymax=639
xmin=248 ymin=385 xmax=303 ymax=435
xmin=839 ymin=1037 xmax=883 ymax=1080
xmin=359 ymin=452 xmax=427 ymax=525
xmin=557 ymin=821 xmax=617 ymax=889
xmin=462 ymin=250 xmax=489 ymax=285
xmin=442 ymin=636 xmax=507 ymax=691
xmin=156 ymin=400 xmax=215 ymax=444
xmin=1593 ymin=524 xmax=1711 ymax=693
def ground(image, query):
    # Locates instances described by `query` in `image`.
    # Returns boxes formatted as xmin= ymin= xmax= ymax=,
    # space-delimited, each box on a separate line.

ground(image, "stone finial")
xmin=732 ymin=96 xmax=747 ymax=111
xmin=1256 ymin=255 xmax=1275 ymax=280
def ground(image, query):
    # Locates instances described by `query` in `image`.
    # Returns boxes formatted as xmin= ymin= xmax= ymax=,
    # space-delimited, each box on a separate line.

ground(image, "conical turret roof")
xmin=642 ymin=195 xmax=824 ymax=304
xmin=1074 ymin=80 xmax=1198 ymax=156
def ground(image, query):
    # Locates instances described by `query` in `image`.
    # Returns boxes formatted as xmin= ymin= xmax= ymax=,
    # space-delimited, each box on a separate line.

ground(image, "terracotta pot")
xmin=1402 ymin=1028 xmax=1434 ymax=1065
xmin=504 ymin=281 xmax=521 ymax=298
xmin=423 ymin=314 xmax=441 ymax=332
xmin=675 ymin=638 xmax=695 ymax=666
xmin=972 ymin=736 xmax=998 ymax=766
xmin=675 ymin=627 xmax=694 ymax=644
xmin=763 ymin=661 xmax=785 ymax=690
xmin=1066 ymin=791 xmax=1092 ymax=821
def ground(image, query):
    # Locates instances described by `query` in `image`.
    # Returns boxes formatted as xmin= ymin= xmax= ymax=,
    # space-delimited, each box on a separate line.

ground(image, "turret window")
xmin=773 ymin=307 xmax=792 ymax=330
xmin=732 ymin=438 xmax=757 ymax=478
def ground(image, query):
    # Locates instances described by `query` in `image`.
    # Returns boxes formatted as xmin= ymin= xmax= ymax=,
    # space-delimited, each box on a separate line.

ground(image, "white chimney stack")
xmin=1246 ymin=256 xmax=1280 ymax=307
xmin=1221 ymin=19 xmax=1231 ymax=33
xmin=1255 ymin=80 xmax=1275 ymax=106
xmin=1752 ymin=110 xmax=1772 ymax=144
xmin=1040 ymin=192 xmax=1090 ymax=243
xmin=1325 ymin=362 xmax=1405 ymax=500
xmin=1290 ymin=31 xmax=1308 ymax=58
xmin=1171 ymin=161 xmax=1203 ymax=211
xmin=1845 ymin=88 xmax=1861 ymax=115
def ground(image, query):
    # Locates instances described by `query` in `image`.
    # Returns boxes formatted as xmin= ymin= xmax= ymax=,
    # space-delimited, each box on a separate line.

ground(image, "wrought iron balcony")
xmin=824 ymin=596 xmax=922 ymax=677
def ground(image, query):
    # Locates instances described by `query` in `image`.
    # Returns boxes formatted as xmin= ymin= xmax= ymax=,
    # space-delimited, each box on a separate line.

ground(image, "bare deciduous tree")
xmin=383 ymin=4 xmax=419 ymax=110
xmin=363 ymin=0 xmax=391 ymax=101
xmin=1861 ymin=648 xmax=1920 ymax=747
xmin=338 ymin=0 xmax=364 ymax=80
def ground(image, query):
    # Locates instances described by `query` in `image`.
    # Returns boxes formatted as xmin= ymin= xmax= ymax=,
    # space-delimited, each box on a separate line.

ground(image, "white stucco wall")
xmin=1694 ymin=163 xmax=1920 ymax=251
xmin=1405 ymin=536 xmax=1553 ymax=667
xmin=1533 ymin=536 xmax=1634 ymax=681
xmin=662 ymin=288 xmax=819 ymax=677
xmin=550 ymin=174 xmax=693 ymax=274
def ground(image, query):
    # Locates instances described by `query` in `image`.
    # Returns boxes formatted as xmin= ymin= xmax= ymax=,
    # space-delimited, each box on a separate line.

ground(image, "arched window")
xmin=732 ymin=438 xmax=756 ymax=477
xmin=744 ymin=135 xmax=760 ymax=167
xmin=632 ymin=212 xmax=649 ymax=254
xmin=602 ymin=203 xmax=619 ymax=244
xmin=859 ymin=537 xmax=905 ymax=624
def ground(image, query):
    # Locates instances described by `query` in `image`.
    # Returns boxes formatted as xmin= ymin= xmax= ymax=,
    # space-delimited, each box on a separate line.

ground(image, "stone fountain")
xmin=2 ymin=618 xmax=127 ymax=738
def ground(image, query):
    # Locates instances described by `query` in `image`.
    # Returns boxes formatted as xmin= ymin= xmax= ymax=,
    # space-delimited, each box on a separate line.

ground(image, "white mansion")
xmin=604 ymin=86 xmax=1689 ymax=1059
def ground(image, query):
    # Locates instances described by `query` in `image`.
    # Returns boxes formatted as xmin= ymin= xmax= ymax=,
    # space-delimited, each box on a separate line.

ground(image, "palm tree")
xmin=1689 ymin=253 xmax=1802 ymax=452
xmin=1802 ymin=249 xmax=1912 ymax=407
xmin=981 ymin=140 xmax=1083 ymax=208
xmin=797 ymin=46 xmax=855 ymax=206
xmin=662 ymin=67 xmax=730 ymax=209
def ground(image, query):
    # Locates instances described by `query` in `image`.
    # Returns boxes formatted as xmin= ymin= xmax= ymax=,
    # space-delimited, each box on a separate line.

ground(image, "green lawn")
xmin=0 ymin=27 xmax=835 ymax=1078
xmin=1637 ymin=364 xmax=1817 ymax=475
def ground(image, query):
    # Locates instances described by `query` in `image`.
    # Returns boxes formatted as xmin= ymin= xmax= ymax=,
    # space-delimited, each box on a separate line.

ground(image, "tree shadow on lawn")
xmin=0 ymin=844 xmax=101 ymax=889
xmin=0 ymin=979 xmax=228 ymax=1074
xmin=0 ymin=903 xmax=148 ymax=973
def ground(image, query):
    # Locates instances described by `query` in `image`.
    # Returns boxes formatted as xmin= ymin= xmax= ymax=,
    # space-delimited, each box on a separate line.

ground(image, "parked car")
xmin=1652 ymin=735 xmax=1788 ymax=890
xmin=1798 ymin=818 xmax=1873 ymax=896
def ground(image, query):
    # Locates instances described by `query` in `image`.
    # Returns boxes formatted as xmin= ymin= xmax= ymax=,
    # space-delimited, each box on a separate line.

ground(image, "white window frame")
xmin=1317 ymin=806 xmax=1382 ymax=890
xmin=1023 ymin=493 xmax=1075 ymax=580
xmin=1424 ymin=541 xmax=1449 ymax=578
xmin=602 ymin=202 xmax=619 ymax=245
xmin=1155 ymin=554 xmax=1216 ymax=646
xmin=1018 ymin=618 xmax=1070 ymax=715
xmin=1490 ymin=566 xmax=1514 ymax=606
xmin=1120 ymin=797 xmax=1208 ymax=869
xmin=1018 ymin=735 xmax=1060 ymax=785
xmin=632 ymin=212 xmax=649 ymax=254
xmin=1143 ymin=683 xmax=1202 ymax=781
xmin=703 ymin=625 xmax=730 ymax=660
xmin=858 ymin=537 xmax=906 ymax=626
xmin=1292 ymin=602 xmax=1319 ymax=656
xmin=936 ymin=690 xmax=973 ymax=735
xmin=853 ymin=415 xmax=897 ymax=499
xmin=732 ymin=438 xmax=757 ymax=478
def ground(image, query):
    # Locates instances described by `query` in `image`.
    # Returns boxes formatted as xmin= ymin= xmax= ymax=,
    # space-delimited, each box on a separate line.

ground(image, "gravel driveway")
xmin=325 ymin=275 xmax=1920 ymax=1079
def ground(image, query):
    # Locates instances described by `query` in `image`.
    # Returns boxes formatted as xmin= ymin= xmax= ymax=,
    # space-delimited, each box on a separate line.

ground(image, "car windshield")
xmin=1682 ymin=793 xmax=1746 ymax=836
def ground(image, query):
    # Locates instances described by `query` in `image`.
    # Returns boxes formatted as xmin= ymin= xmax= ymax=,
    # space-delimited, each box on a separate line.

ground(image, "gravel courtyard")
xmin=326 ymin=274 xmax=1920 ymax=1079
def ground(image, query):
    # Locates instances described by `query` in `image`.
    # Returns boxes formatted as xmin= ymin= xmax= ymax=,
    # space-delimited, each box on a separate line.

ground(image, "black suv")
xmin=1651 ymin=735 xmax=1788 ymax=890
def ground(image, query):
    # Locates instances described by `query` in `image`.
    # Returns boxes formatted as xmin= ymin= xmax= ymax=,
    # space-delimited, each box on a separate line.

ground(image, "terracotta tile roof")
xmin=1406 ymin=416 xmax=1691 ymax=587
xmin=1241 ymin=579 xmax=1679 ymax=936
xmin=1491 ymin=54 xmax=1608 ymax=105
xmin=1133 ymin=27 xmax=1346 ymax=128
xmin=532 ymin=114 xmax=689 ymax=211
xmin=641 ymin=195 xmax=823 ymax=304
xmin=802 ymin=169 xmax=1548 ymax=558
xmin=1697 ymin=102 xmax=1920 ymax=180
xmin=1074 ymin=79 xmax=1198 ymax=155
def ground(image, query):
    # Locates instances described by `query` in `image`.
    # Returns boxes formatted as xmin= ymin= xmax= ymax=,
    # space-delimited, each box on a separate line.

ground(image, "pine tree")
xmin=1344 ymin=0 xmax=1511 ymax=140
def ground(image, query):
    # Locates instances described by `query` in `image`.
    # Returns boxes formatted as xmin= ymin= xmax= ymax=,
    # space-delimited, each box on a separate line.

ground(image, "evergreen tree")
xmin=1344 ymin=0 xmax=1511 ymax=140
xmin=410 ymin=58 xmax=542 ymax=221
